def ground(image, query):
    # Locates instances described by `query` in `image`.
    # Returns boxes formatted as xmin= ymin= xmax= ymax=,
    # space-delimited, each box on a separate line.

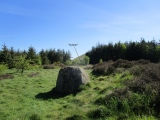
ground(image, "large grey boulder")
xmin=55 ymin=66 xmax=90 ymax=94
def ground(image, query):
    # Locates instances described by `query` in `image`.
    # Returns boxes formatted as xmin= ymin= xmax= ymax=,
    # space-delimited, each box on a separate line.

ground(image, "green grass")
xmin=0 ymin=66 xmax=158 ymax=120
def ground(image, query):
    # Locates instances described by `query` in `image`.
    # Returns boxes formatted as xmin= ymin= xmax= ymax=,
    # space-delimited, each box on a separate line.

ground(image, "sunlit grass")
xmin=0 ymin=65 xmax=158 ymax=119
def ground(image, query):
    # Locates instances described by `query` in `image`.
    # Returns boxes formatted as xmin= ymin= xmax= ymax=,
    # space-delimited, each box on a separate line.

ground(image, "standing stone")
xmin=55 ymin=66 xmax=90 ymax=94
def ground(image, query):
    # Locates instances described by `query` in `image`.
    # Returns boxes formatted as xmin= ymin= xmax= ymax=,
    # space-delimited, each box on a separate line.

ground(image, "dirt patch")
xmin=0 ymin=74 xmax=14 ymax=80
xmin=28 ymin=72 xmax=39 ymax=77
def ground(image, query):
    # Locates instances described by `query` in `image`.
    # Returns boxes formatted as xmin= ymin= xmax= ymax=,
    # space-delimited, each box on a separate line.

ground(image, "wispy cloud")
xmin=77 ymin=10 xmax=160 ymax=43
xmin=79 ymin=9 xmax=160 ymax=31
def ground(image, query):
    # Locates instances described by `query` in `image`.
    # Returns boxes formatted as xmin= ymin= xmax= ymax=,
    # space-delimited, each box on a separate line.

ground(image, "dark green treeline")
xmin=86 ymin=39 xmax=160 ymax=64
xmin=0 ymin=45 xmax=71 ymax=68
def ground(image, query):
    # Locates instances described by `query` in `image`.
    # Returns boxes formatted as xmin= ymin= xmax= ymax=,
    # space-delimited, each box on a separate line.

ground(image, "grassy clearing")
xmin=0 ymin=62 xmax=159 ymax=119
xmin=0 ymin=68 xmax=59 ymax=120
xmin=0 ymin=68 xmax=94 ymax=119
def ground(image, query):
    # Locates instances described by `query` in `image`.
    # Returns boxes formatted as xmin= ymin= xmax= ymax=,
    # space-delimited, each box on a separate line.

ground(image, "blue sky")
xmin=0 ymin=0 xmax=160 ymax=59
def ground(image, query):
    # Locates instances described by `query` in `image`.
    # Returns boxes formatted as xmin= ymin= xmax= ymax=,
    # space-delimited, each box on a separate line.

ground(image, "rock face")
xmin=55 ymin=66 xmax=90 ymax=94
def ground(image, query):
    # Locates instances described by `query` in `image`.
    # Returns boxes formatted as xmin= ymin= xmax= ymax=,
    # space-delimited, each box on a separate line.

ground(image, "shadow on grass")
xmin=35 ymin=87 xmax=77 ymax=100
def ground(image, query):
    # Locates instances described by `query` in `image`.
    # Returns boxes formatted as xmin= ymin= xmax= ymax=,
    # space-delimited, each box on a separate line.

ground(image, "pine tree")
xmin=26 ymin=46 xmax=37 ymax=60
xmin=8 ymin=47 xmax=15 ymax=68
xmin=0 ymin=44 xmax=11 ymax=66
xmin=26 ymin=46 xmax=40 ymax=65
xmin=47 ymin=49 xmax=56 ymax=64
xmin=39 ymin=49 xmax=49 ymax=65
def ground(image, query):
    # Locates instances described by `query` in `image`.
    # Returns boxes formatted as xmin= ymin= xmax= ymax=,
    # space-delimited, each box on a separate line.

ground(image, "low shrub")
xmin=92 ymin=59 xmax=137 ymax=75
xmin=113 ymin=59 xmax=133 ymax=68
xmin=92 ymin=62 xmax=115 ymax=75
xmin=92 ymin=59 xmax=152 ymax=76
xmin=0 ymin=64 xmax=8 ymax=75
xmin=129 ymin=65 xmax=146 ymax=76
xmin=29 ymin=65 xmax=42 ymax=70
xmin=43 ymin=64 xmax=55 ymax=69
xmin=94 ymin=63 xmax=160 ymax=118
xmin=83 ymin=65 xmax=93 ymax=70
xmin=43 ymin=63 xmax=65 ymax=69
xmin=107 ymin=66 xmax=116 ymax=74
xmin=29 ymin=113 xmax=42 ymax=120
xmin=137 ymin=59 xmax=150 ymax=64
xmin=57 ymin=63 xmax=65 ymax=68
xmin=53 ymin=62 xmax=65 ymax=68
xmin=66 ymin=114 xmax=85 ymax=120
xmin=87 ymin=107 xmax=111 ymax=119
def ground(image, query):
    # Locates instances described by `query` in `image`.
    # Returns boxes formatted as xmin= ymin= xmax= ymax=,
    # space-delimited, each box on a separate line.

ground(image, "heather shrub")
xmin=53 ymin=62 xmax=65 ymax=68
xmin=113 ymin=59 xmax=133 ymax=68
xmin=106 ymin=66 xmax=116 ymax=75
xmin=87 ymin=106 xmax=111 ymax=119
xmin=92 ymin=59 xmax=154 ymax=76
xmin=43 ymin=64 xmax=55 ymax=69
xmin=92 ymin=62 xmax=107 ymax=74
xmin=94 ymin=63 xmax=160 ymax=118
xmin=92 ymin=62 xmax=115 ymax=75
xmin=29 ymin=113 xmax=42 ymax=120
xmin=137 ymin=59 xmax=150 ymax=64
xmin=92 ymin=59 xmax=136 ymax=75
xmin=57 ymin=63 xmax=65 ymax=68
xmin=129 ymin=65 xmax=146 ymax=76
xmin=66 ymin=114 xmax=85 ymax=120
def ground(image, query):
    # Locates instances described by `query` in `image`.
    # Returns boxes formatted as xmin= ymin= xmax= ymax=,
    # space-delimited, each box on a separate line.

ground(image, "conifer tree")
xmin=39 ymin=49 xmax=49 ymax=65
xmin=26 ymin=46 xmax=40 ymax=65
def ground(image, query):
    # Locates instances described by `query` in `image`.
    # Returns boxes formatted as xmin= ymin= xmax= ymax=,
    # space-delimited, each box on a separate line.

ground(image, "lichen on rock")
xmin=55 ymin=66 xmax=90 ymax=94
